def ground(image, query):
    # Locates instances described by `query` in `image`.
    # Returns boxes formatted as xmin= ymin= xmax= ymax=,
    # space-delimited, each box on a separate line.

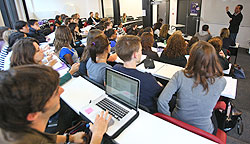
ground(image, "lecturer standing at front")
xmin=226 ymin=4 xmax=243 ymax=45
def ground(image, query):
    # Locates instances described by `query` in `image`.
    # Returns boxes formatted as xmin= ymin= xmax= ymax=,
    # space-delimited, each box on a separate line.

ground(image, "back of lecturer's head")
xmin=0 ymin=65 xmax=59 ymax=133
xmin=115 ymin=35 xmax=141 ymax=62
xmin=14 ymin=20 xmax=27 ymax=31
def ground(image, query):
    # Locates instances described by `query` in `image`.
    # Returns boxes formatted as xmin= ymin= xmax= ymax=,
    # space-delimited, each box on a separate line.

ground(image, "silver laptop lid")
xmin=105 ymin=68 xmax=140 ymax=110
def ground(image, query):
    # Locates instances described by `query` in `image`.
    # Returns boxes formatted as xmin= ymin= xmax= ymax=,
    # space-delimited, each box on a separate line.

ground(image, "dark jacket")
xmin=160 ymin=52 xmax=187 ymax=68
xmin=222 ymin=37 xmax=234 ymax=50
xmin=218 ymin=54 xmax=229 ymax=70
xmin=28 ymin=27 xmax=46 ymax=43
xmin=227 ymin=11 xmax=243 ymax=33
xmin=87 ymin=17 xmax=95 ymax=25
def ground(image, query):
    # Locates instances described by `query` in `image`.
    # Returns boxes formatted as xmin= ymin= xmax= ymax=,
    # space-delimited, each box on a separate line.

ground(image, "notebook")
xmin=80 ymin=68 xmax=140 ymax=138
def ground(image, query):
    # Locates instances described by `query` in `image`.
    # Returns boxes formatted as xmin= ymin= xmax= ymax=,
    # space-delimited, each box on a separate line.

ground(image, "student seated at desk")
xmin=0 ymin=30 xmax=16 ymax=69
xmin=27 ymin=19 xmax=47 ymax=43
xmin=53 ymin=15 xmax=62 ymax=31
xmin=79 ymin=29 xmax=103 ymax=76
xmin=153 ymin=22 xmax=161 ymax=38
xmin=94 ymin=12 xmax=101 ymax=23
xmin=121 ymin=13 xmax=127 ymax=23
xmin=104 ymin=21 xmax=113 ymax=31
xmin=68 ymin=23 xmax=84 ymax=57
xmin=10 ymin=37 xmax=80 ymax=85
xmin=104 ymin=29 xmax=117 ymax=50
xmin=208 ymin=37 xmax=229 ymax=70
xmin=0 ymin=65 xmax=111 ymax=144
xmin=158 ymin=24 xmax=171 ymax=42
xmin=160 ymin=33 xmax=187 ymax=68
xmin=127 ymin=24 xmax=138 ymax=36
xmin=87 ymin=12 xmax=97 ymax=25
xmin=55 ymin=25 xmax=79 ymax=65
xmin=117 ymin=22 xmax=126 ymax=35
xmin=220 ymin=28 xmax=234 ymax=51
xmin=113 ymin=35 xmax=162 ymax=113
xmin=158 ymin=41 xmax=226 ymax=135
xmin=141 ymin=32 xmax=160 ymax=61
xmin=86 ymin=34 xmax=112 ymax=85
xmin=194 ymin=24 xmax=212 ymax=42
xmin=186 ymin=36 xmax=199 ymax=54
xmin=14 ymin=20 xmax=30 ymax=35
xmin=2 ymin=32 xmax=26 ymax=71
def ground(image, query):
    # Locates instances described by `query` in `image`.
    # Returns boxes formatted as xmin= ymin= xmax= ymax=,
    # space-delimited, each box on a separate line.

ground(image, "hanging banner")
xmin=190 ymin=2 xmax=199 ymax=16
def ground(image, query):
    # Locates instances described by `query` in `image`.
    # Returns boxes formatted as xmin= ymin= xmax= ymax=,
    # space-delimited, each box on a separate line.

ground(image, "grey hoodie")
xmin=194 ymin=31 xmax=212 ymax=42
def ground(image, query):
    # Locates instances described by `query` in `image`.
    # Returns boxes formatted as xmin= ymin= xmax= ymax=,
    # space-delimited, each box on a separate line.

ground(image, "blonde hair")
xmin=220 ymin=28 xmax=230 ymax=39
xmin=159 ymin=24 xmax=169 ymax=38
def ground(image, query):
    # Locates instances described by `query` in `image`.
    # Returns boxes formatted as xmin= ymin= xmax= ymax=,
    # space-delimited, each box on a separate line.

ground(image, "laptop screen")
xmin=106 ymin=68 xmax=140 ymax=110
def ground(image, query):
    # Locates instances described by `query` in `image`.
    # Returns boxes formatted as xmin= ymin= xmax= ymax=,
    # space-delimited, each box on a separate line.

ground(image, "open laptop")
xmin=80 ymin=68 xmax=140 ymax=138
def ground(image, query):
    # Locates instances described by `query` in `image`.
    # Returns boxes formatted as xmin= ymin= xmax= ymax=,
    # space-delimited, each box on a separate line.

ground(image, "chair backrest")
xmin=153 ymin=113 xmax=226 ymax=144
xmin=82 ymin=75 xmax=105 ymax=90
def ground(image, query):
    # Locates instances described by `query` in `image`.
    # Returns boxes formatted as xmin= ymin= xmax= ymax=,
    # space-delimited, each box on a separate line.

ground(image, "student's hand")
xmin=69 ymin=63 xmax=80 ymax=75
xmin=226 ymin=6 xmax=229 ymax=12
xmin=89 ymin=111 xmax=112 ymax=139
xmin=219 ymin=50 xmax=226 ymax=58
xmin=71 ymin=132 xmax=86 ymax=143
xmin=207 ymin=29 xmax=211 ymax=35
xmin=46 ymin=55 xmax=53 ymax=62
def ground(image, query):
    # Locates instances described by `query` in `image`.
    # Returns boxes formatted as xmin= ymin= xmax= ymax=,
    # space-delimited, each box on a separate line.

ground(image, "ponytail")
xmin=89 ymin=42 xmax=97 ymax=63
xmin=88 ymin=34 xmax=109 ymax=63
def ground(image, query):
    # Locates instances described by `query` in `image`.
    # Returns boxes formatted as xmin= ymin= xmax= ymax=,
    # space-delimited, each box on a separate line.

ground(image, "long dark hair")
xmin=89 ymin=34 xmax=109 ymax=63
xmin=184 ymin=41 xmax=223 ymax=93
xmin=68 ymin=22 xmax=78 ymax=39
xmin=10 ymin=37 xmax=39 ymax=67
xmin=81 ymin=29 xmax=103 ymax=61
xmin=54 ymin=25 xmax=72 ymax=52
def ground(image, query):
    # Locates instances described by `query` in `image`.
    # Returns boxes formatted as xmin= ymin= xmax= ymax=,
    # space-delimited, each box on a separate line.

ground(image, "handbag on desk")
xmin=144 ymin=58 xmax=155 ymax=69
xmin=231 ymin=64 xmax=246 ymax=79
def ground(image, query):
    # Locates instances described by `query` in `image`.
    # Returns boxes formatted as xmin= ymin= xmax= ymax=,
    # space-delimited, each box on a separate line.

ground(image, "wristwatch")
xmin=65 ymin=133 xmax=70 ymax=144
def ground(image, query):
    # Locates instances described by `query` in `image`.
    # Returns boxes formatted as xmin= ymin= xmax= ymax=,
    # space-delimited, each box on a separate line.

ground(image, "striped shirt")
xmin=0 ymin=45 xmax=9 ymax=71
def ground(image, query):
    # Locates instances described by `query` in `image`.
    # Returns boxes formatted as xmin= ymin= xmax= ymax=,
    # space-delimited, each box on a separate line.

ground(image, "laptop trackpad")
xmin=108 ymin=118 xmax=115 ymax=127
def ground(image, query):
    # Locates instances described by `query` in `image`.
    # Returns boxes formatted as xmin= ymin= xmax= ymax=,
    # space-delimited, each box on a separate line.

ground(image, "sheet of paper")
xmin=154 ymin=64 xmax=183 ymax=80
xmin=221 ymin=76 xmax=237 ymax=99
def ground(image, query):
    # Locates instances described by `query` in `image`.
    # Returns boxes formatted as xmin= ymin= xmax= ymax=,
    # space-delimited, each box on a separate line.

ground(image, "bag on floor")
xmin=232 ymin=64 xmax=246 ymax=79
xmin=224 ymin=101 xmax=243 ymax=135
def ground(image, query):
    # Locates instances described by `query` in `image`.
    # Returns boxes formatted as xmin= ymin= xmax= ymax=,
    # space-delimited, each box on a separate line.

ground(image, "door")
xmin=177 ymin=0 xmax=202 ymax=36
xmin=157 ymin=0 xmax=170 ymax=24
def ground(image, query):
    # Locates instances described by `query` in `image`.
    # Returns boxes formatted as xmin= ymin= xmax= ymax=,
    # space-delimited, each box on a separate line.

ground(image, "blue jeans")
xmin=230 ymin=33 xmax=238 ymax=45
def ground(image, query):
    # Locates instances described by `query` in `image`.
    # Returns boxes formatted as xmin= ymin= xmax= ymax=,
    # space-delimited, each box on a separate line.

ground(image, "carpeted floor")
xmin=226 ymin=48 xmax=250 ymax=144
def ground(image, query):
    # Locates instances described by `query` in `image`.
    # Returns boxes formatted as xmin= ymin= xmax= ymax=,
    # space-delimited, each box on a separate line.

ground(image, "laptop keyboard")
xmin=96 ymin=98 xmax=129 ymax=121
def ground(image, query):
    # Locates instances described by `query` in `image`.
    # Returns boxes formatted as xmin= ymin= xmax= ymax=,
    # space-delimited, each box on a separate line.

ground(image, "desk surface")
xmin=60 ymin=77 xmax=215 ymax=144
xmin=137 ymin=61 xmax=237 ymax=99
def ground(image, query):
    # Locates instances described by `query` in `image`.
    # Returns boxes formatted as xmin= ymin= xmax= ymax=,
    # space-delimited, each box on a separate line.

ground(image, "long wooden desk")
xmin=60 ymin=77 xmax=216 ymax=144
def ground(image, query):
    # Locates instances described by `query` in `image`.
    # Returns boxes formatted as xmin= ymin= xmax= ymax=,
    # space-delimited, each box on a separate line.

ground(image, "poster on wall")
xmin=190 ymin=2 xmax=199 ymax=16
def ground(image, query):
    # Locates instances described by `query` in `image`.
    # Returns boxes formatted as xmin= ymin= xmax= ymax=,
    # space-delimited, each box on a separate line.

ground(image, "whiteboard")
xmin=201 ymin=0 xmax=250 ymax=27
